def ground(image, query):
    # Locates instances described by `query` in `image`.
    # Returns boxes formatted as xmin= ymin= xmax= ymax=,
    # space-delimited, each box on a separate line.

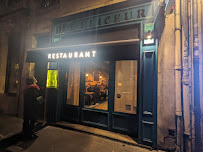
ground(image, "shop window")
xmin=114 ymin=60 xmax=138 ymax=114
xmin=5 ymin=33 xmax=21 ymax=95
xmin=66 ymin=62 xmax=80 ymax=106
xmin=84 ymin=61 xmax=109 ymax=110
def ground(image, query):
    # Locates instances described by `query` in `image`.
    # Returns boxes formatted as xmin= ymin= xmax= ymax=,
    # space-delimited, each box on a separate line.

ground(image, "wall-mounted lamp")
xmin=143 ymin=23 xmax=155 ymax=45
xmin=146 ymin=30 xmax=153 ymax=39
xmin=86 ymin=74 xmax=89 ymax=77
xmin=144 ymin=30 xmax=154 ymax=45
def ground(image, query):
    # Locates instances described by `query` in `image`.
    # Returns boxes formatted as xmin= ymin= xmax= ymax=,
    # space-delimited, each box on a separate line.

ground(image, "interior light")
xmin=147 ymin=35 xmax=152 ymax=39
xmin=100 ymin=76 xmax=102 ymax=78
xmin=86 ymin=74 xmax=89 ymax=76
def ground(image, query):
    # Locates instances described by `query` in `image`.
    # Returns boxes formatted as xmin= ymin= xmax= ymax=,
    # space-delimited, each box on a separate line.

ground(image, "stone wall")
xmin=0 ymin=7 xmax=29 ymax=116
xmin=157 ymin=13 xmax=176 ymax=150
xmin=27 ymin=0 xmax=127 ymax=39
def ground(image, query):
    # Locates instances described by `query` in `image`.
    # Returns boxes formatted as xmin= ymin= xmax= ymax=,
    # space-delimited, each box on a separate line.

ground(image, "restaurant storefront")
xmin=26 ymin=0 xmax=159 ymax=148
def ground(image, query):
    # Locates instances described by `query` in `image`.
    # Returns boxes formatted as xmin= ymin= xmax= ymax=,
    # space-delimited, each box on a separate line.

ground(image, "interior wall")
xmin=157 ymin=13 xmax=176 ymax=150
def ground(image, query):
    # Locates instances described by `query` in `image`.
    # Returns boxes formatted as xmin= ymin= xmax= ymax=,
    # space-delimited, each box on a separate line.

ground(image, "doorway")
xmin=62 ymin=59 xmax=138 ymax=136
xmin=84 ymin=61 xmax=109 ymax=110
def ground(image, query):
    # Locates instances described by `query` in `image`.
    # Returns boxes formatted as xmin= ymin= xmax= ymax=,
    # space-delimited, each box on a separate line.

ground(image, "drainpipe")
xmin=181 ymin=0 xmax=192 ymax=151
xmin=175 ymin=0 xmax=183 ymax=151
xmin=192 ymin=0 xmax=201 ymax=151
xmin=181 ymin=33 xmax=191 ymax=152
xmin=197 ymin=0 xmax=203 ymax=151
xmin=187 ymin=1 xmax=196 ymax=151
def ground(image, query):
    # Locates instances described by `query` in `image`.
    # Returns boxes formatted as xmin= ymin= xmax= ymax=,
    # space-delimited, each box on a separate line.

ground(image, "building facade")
xmin=0 ymin=0 xmax=202 ymax=151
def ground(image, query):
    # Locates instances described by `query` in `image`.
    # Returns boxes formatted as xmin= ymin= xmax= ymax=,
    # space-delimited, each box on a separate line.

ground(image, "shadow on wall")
xmin=155 ymin=5 xmax=166 ymax=41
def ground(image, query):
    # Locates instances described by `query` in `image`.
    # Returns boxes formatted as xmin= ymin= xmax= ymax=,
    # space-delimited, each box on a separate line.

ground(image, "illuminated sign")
xmin=48 ymin=51 xmax=96 ymax=59
xmin=144 ymin=39 xmax=154 ymax=45
xmin=46 ymin=70 xmax=58 ymax=88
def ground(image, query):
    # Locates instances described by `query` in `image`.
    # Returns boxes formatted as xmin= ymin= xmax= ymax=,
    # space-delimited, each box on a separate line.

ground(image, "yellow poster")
xmin=46 ymin=70 xmax=58 ymax=88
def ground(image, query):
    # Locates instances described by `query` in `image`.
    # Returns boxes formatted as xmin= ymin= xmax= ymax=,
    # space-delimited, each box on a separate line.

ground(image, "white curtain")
xmin=66 ymin=62 xmax=80 ymax=106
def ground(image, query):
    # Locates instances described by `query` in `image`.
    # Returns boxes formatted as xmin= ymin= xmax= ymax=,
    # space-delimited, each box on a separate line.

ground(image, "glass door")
xmin=80 ymin=60 xmax=110 ymax=128
xmin=111 ymin=60 xmax=138 ymax=137
xmin=114 ymin=60 xmax=138 ymax=114
xmin=83 ymin=61 xmax=110 ymax=111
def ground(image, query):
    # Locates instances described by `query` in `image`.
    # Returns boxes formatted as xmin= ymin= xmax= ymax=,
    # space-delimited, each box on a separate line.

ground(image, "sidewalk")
xmin=0 ymin=114 xmax=164 ymax=152
xmin=0 ymin=114 xmax=23 ymax=140
xmin=55 ymin=122 xmax=151 ymax=150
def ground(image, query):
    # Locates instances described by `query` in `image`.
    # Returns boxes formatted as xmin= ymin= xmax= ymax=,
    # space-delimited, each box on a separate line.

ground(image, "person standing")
xmin=93 ymin=84 xmax=100 ymax=103
xmin=22 ymin=77 xmax=40 ymax=139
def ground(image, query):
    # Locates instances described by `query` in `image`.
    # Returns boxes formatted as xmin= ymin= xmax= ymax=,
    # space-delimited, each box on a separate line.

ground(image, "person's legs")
xmin=30 ymin=119 xmax=36 ymax=133
xmin=22 ymin=117 xmax=29 ymax=136
xmin=27 ymin=119 xmax=36 ymax=137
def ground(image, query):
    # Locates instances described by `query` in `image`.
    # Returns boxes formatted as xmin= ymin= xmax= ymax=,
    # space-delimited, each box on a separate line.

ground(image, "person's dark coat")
xmin=93 ymin=86 xmax=100 ymax=99
xmin=87 ymin=86 xmax=93 ymax=92
xmin=23 ymin=85 xmax=40 ymax=121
